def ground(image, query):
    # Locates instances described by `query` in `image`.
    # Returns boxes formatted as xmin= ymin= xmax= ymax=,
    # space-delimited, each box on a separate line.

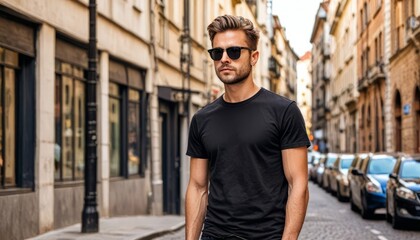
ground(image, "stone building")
xmin=0 ymin=0 xmax=271 ymax=239
xmin=311 ymin=0 xmax=331 ymax=153
xmin=388 ymin=0 xmax=420 ymax=153
xmin=270 ymin=15 xmax=299 ymax=100
xmin=297 ymin=51 xmax=313 ymax=135
xmin=356 ymin=0 xmax=387 ymax=152
xmin=327 ymin=0 xmax=358 ymax=153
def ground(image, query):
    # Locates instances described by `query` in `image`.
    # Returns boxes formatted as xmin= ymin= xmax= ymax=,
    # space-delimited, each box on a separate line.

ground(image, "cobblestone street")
xmin=153 ymin=182 xmax=420 ymax=240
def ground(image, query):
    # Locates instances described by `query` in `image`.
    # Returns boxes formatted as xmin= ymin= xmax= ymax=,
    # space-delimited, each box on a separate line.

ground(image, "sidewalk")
xmin=28 ymin=215 xmax=185 ymax=240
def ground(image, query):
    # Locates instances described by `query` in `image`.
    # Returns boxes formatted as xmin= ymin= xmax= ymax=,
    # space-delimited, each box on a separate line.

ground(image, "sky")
xmin=272 ymin=0 xmax=323 ymax=57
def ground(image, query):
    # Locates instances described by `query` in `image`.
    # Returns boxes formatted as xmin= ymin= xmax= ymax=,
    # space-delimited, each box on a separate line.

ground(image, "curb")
xmin=137 ymin=221 xmax=185 ymax=240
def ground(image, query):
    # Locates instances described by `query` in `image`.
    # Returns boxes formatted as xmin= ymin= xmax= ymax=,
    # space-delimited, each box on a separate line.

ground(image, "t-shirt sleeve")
xmin=186 ymin=115 xmax=208 ymax=158
xmin=279 ymin=102 xmax=311 ymax=150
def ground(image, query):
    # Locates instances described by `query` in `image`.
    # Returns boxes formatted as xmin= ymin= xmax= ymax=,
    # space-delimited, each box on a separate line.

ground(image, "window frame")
xmin=0 ymin=46 xmax=36 ymax=192
xmin=108 ymin=59 xmax=147 ymax=178
xmin=54 ymin=59 xmax=87 ymax=182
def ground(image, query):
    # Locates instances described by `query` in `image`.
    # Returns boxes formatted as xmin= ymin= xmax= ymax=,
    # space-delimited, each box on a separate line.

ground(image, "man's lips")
xmin=219 ymin=67 xmax=234 ymax=72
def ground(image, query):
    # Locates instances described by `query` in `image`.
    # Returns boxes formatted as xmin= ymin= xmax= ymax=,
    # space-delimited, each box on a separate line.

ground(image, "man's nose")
xmin=220 ymin=50 xmax=231 ymax=63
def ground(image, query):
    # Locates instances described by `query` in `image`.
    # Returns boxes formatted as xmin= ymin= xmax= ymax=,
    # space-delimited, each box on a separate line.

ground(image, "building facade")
xmin=356 ymin=0 xmax=387 ymax=153
xmin=311 ymin=0 xmax=331 ymax=153
xmin=327 ymin=0 xmax=358 ymax=153
xmin=269 ymin=15 xmax=299 ymax=99
xmin=0 ymin=0 xmax=271 ymax=239
xmin=296 ymin=51 xmax=313 ymax=136
xmin=388 ymin=0 xmax=420 ymax=153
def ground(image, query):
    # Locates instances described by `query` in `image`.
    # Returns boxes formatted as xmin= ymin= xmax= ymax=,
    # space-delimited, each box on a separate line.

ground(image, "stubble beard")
xmin=216 ymin=63 xmax=252 ymax=85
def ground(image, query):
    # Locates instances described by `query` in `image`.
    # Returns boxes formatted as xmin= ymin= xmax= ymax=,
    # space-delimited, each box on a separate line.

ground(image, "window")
xmin=109 ymin=59 xmax=146 ymax=178
xmin=0 ymin=14 xmax=36 ymax=190
xmin=109 ymin=83 xmax=121 ymax=177
xmin=54 ymin=38 xmax=87 ymax=181
xmin=0 ymin=48 xmax=17 ymax=187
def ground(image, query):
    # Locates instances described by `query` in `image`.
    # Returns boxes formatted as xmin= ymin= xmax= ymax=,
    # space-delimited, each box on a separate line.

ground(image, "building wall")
xmin=0 ymin=193 xmax=38 ymax=240
xmin=328 ymin=0 xmax=358 ymax=153
xmin=296 ymin=53 xmax=313 ymax=135
xmin=0 ymin=0 xmax=273 ymax=239
xmin=0 ymin=0 xmax=153 ymax=238
xmin=356 ymin=0 xmax=387 ymax=152
xmin=311 ymin=2 xmax=330 ymax=153
xmin=389 ymin=46 xmax=420 ymax=153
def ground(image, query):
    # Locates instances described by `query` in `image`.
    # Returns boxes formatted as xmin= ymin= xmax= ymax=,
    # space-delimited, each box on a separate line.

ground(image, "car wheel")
xmin=392 ymin=201 xmax=403 ymax=229
xmin=361 ymin=192 xmax=372 ymax=219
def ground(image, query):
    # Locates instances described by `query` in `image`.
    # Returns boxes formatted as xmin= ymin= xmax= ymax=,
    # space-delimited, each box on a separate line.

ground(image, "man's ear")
xmin=251 ymin=50 xmax=259 ymax=66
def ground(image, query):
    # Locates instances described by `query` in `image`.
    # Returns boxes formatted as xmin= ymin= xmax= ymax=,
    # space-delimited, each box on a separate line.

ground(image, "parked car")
xmin=322 ymin=153 xmax=339 ymax=191
xmin=329 ymin=154 xmax=355 ymax=201
xmin=308 ymin=152 xmax=321 ymax=182
xmin=386 ymin=154 xmax=420 ymax=229
xmin=315 ymin=154 xmax=327 ymax=186
xmin=308 ymin=151 xmax=320 ymax=180
xmin=348 ymin=153 xmax=369 ymax=211
xmin=348 ymin=152 xmax=399 ymax=218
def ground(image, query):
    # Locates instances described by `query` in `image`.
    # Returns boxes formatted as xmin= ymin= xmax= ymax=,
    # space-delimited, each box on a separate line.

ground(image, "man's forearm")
xmin=185 ymin=185 xmax=208 ymax=240
xmin=282 ymin=183 xmax=309 ymax=240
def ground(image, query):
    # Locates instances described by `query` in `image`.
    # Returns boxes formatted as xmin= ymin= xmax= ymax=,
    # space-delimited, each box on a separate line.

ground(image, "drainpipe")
xmin=149 ymin=0 xmax=163 ymax=215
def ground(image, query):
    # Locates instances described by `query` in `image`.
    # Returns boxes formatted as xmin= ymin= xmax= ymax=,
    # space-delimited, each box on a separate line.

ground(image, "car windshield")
xmin=340 ymin=158 xmax=354 ymax=169
xmin=367 ymin=157 xmax=396 ymax=174
xmin=400 ymin=160 xmax=420 ymax=179
xmin=326 ymin=157 xmax=337 ymax=167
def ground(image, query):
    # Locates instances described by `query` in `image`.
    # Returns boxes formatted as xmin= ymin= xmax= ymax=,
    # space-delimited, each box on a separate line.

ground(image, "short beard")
xmin=217 ymin=63 xmax=252 ymax=85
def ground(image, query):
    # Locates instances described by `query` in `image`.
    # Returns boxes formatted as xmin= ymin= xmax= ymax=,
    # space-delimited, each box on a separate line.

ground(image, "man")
xmin=185 ymin=15 xmax=310 ymax=240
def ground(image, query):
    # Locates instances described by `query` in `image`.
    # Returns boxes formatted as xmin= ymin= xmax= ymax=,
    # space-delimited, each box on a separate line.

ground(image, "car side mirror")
xmin=389 ymin=173 xmax=397 ymax=179
xmin=351 ymin=169 xmax=360 ymax=175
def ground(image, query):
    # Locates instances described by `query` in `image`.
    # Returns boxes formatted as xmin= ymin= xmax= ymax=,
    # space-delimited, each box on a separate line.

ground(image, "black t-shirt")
xmin=187 ymin=88 xmax=311 ymax=239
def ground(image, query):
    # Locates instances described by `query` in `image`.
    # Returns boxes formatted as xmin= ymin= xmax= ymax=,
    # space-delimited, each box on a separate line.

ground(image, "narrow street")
xmin=153 ymin=182 xmax=420 ymax=240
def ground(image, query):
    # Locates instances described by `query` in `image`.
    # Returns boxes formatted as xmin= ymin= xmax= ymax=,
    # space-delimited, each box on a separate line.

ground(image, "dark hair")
xmin=207 ymin=15 xmax=260 ymax=50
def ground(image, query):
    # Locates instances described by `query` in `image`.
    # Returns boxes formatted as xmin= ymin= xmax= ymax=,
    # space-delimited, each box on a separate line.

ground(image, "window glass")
xmin=74 ymin=80 xmax=85 ymax=179
xmin=128 ymin=89 xmax=140 ymax=175
xmin=55 ymin=59 xmax=86 ymax=181
xmin=368 ymin=157 xmax=396 ymax=174
xmin=340 ymin=158 xmax=354 ymax=169
xmin=326 ymin=156 xmax=337 ymax=167
xmin=5 ymin=68 xmax=16 ymax=186
xmin=62 ymin=76 xmax=74 ymax=180
xmin=109 ymin=83 xmax=121 ymax=177
xmin=54 ymin=76 xmax=61 ymax=179
xmin=400 ymin=160 xmax=420 ymax=178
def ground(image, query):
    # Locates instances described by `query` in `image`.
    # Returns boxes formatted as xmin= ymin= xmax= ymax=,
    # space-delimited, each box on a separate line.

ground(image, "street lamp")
xmin=82 ymin=0 xmax=99 ymax=233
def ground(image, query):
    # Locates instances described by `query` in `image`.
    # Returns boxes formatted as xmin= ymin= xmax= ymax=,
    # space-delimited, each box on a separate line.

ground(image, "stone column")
xmin=384 ymin=0 xmax=393 ymax=152
xmin=97 ymin=51 xmax=110 ymax=217
xmin=36 ymin=23 xmax=55 ymax=233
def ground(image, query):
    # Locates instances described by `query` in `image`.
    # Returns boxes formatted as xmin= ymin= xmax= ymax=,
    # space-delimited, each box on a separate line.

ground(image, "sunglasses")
xmin=207 ymin=46 xmax=253 ymax=61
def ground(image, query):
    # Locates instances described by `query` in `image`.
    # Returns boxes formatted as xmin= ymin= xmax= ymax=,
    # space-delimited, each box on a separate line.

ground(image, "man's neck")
xmin=223 ymin=79 xmax=260 ymax=103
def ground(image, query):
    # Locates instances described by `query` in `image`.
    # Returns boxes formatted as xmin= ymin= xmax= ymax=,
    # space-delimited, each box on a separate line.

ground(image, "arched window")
xmin=395 ymin=90 xmax=402 ymax=152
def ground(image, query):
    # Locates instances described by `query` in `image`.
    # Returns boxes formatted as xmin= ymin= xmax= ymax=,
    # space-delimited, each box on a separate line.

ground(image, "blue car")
xmin=386 ymin=154 xmax=420 ymax=229
xmin=349 ymin=153 xmax=400 ymax=219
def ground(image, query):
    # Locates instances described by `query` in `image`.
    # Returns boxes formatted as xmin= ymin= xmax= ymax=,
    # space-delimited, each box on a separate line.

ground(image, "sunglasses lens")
xmin=210 ymin=48 xmax=223 ymax=60
xmin=226 ymin=47 xmax=241 ymax=60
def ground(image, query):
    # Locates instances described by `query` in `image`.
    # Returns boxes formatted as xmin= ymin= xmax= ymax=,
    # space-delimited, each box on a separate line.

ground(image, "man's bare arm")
xmin=281 ymin=147 xmax=309 ymax=240
xmin=185 ymin=157 xmax=209 ymax=240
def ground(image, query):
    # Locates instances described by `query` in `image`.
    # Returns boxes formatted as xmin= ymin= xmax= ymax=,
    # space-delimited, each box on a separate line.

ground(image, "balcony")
xmin=367 ymin=61 xmax=385 ymax=85
xmin=268 ymin=56 xmax=281 ymax=78
xmin=358 ymin=75 xmax=368 ymax=91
